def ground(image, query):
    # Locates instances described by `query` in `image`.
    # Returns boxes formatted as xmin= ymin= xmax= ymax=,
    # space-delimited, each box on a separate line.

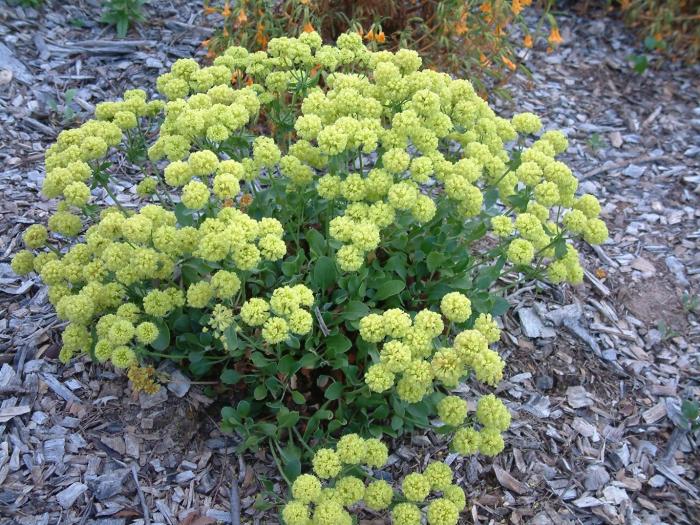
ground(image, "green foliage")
xmin=680 ymin=399 xmax=700 ymax=432
xmin=101 ymin=0 xmax=147 ymax=38
xmin=681 ymin=292 xmax=699 ymax=314
xmin=47 ymin=88 xmax=81 ymax=126
xmin=15 ymin=0 xmax=44 ymax=7
xmin=587 ymin=133 xmax=607 ymax=152
xmin=657 ymin=320 xmax=680 ymax=341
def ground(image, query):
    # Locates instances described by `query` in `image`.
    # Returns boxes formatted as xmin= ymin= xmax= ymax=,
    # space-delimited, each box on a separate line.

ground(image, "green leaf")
xmin=223 ymin=325 xmax=238 ymax=353
xmin=312 ymin=256 xmax=336 ymax=290
xmin=172 ymin=314 xmax=191 ymax=332
xmin=374 ymin=279 xmax=406 ymax=301
xmin=553 ymin=236 xmax=568 ymax=259
xmin=372 ymin=404 xmax=390 ymax=420
xmin=298 ymin=352 xmax=319 ymax=369
xmin=483 ymin=187 xmax=499 ymax=209
xmin=221 ymin=406 xmax=236 ymax=422
xmin=449 ymin=275 xmax=472 ymax=290
xmin=253 ymin=384 xmax=267 ymax=400
xmin=237 ymin=400 xmax=251 ymax=417
xmin=188 ymin=359 xmax=212 ymax=377
xmin=324 ymin=381 xmax=344 ymax=400
xmin=305 ymin=229 xmax=327 ymax=257
xmin=426 ymin=252 xmax=445 ymax=273
xmin=250 ymin=352 xmax=269 ymax=368
xmin=291 ymin=390 xmax=306 ymax=404
xmin=252 ymin=493 xmax=275 ymax=511
xmin=682 ymin=400 xmax=699 ymax=423
xmin=341 ymin=301 xmax=370 ymax=321
xmin=220 ymin=369 xmax=241 ymax=385
xmin=325 ymin=332 xmax=352 ymax=357
xmin=470 ymin=291 xmax=491 ymax=315
xmin=491 ymin=296 xmax=510 ymax=316
xmin=255 ymin=422 xmax=277 ymax=436
xmin=475 ymin=257 xmax=505 ymax=290
xmin=277 ymin=410 xmax=300 ymax=428
xmin=174 ymin=202 xmax=195 ymax=227
xmin=280 ymin=442 xmax=302 ymax=481
xmin=384 ymin=253 xmax=408 ymax=279
xmin=281 ymin=252 xmax=305 ymax=277
xmin=151 ymin=320 xmax=170 ymax=351
xmin=278 ymin=354 xmax=300 ymax=376
xmin=116 ymin=17 xmax=128 ymax=38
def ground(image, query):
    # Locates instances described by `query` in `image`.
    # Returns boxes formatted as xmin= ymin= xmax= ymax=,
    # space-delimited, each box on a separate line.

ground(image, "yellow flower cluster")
xmin=240 ymin=284 xmax=314 ymax=344
xmin=13 ymin=197 xmax=293 ymax=368
xmin=359 ymin=302 xmax=510 ymax=459
xmin=283 ymin=435 xmax=466 ymax=525
xmin=171 ymin=33 xmax=606 ymax=280
xmin=360 ymin=303 xmax=504 ymax=398
xmin=282 ymin=433 xmax=388 ymax=525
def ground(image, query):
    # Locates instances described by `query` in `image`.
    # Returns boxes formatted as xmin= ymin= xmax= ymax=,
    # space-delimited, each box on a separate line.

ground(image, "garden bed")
xmin=0 ymin=2 xmax=698 ymax=524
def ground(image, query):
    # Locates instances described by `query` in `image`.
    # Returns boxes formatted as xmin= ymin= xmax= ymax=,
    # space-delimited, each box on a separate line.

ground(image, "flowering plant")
xmin=11 ymin=32 xmax=606 ymax=487
xmin=282 ymin=433 xmax=467 ymax=525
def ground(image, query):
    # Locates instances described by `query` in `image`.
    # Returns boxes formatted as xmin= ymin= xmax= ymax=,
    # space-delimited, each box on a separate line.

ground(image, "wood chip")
xmin=493 ymin=464 xmax=529 ymax=495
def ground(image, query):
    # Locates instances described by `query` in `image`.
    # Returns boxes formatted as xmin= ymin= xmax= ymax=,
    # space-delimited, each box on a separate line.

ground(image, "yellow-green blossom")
xmin=453 ymin=427 xmax=481 ymax=455
xmin=476 ymin=393 xmax=511 ymax=431
xmin=312 ymin=448 xmax=342 ymax=479
xmin=364 ymin=480 xmax=393 ymax=510
xmin=392 ymin=503 xmax=422 ymax=525
xmin=402 ymin=473 xmax=430 ymax=502
xmin=291 ymin=474 xmax=321 ymax=504
xmin=427 ymin=498 xmax=459 ymax=525
xmin=437 ymin=395 xmax=467 ymax=427
xmin=440 ymin=292 xmax=471 ymax=323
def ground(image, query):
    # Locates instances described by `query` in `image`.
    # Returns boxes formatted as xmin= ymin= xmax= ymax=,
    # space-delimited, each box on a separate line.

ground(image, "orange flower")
xmin=512 ymin=0 xmax=523 ymax=15
xmin=502 ymin=55 xmax=517 ymax=71
xmin=365 ymin=29 xmax=375 ymax=41
xmin=255 ymin=22 xmax=268 ymax=48
xmin=239 ymin=194 xmax=254 ymax=211
xmin=204 ymin=6 xmax=218 ymax=15
xmin=375 ymin=31 xmax=385 ymax=44
xmin=245 ymin=76 xmax=254 ymax=86
xmin=206 ymin=50 xmax=216 ymax=59
xmin=455 ymin=11 xmax=468 ymax=35
xmin=522 ymin=0 xmax=532 ymax=6
xmin=479 ymin=53 xmax=491 ymax=67
xmin=201 ymin=39 xmax=211 ymax=48
xmin=548 ymin=27 xmax=563 ymax=46
xmin=303 ymin=22 xmax=315 ymax=33
xmin=523 ymin=34 xmax=533 ymax=48
xmin=237 ymin=9 xmax=248 ymax=25
xmin=222 ymin=2 xmax=231 ymax=17
xmin=481 ymin=1 xmax=492 ymax=14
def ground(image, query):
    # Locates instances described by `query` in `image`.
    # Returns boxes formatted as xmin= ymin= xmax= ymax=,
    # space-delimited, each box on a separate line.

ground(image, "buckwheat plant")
xmin=11 ymin=32 xmax=607 ymax=480
xmin=282 ymin=434 xmax=467 ymax=525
